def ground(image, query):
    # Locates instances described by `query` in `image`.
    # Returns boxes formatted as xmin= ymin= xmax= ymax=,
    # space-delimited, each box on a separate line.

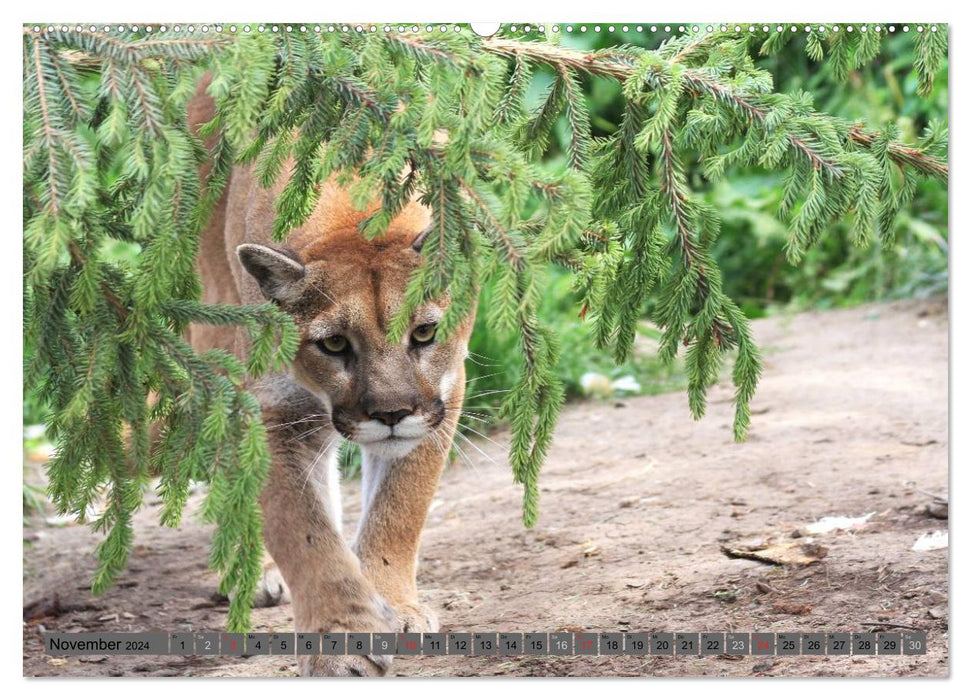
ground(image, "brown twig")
xmin=30 ymin=37 xmax=60 ymax=215
xmin=860 ymin=621 xmax=926 ymax=632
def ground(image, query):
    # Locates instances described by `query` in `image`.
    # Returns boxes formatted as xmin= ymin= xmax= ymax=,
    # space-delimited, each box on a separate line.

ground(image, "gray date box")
xmin=801 ymin=633 xmax=825 ymax=655
xmin=827 ymin=633 xmax=852 ymax=655
xmin=397 ymin=633 xmax=421 ymax=655
xmin=726 ymin=632 xmax=750 ymax=655
xmin=372 ymin=633 xmax=395 ymax=655
xmin=473 ymin=632 xmax=498 ymax=656
xmin=245 ymin=633 xmax=269 ymax=655
xmin=903 ymin=631 xmax=927 ymax=655
xmin=549 ymin=632 xmax=573 ymax=655
xmin=321 ymin=633 xmax=345 ymax=655
xmin=296 ymin=633 xmax=320 ymax=655
xmin=575 ymin=632 xmax=598 ymax=655
xmin=877 ymin=632 xmax=901 ymax=655
xmin=524 ymin=633 xmax=548 ymax=655
xmin=422 ymin=633 xmax=447 ymax=655
xmin=170 ymin=633 xmax=193 ymax=655
xmin=600 ymin=632 xmax=624 ymax=654
xmin=676 ymin=633 xmax=699 ymax=656
xmin=700 ymin=632 xmax=724 ymax=655
xmin=752 ymin=633 xmax=775 ymax=655
xmin=777 ymin=633 xmax=800 ymax=655
xmin=625 ymin=633 xmax=650 ymax=655
xmin=195 ymin=633 xmax=220 ymax=655
xmin=651 ymin=632 xmax=674 ymax=655
xmin=347 ymin=633 xmax=370 ymax=655
xmin=853 ymin=633 xmax=876 ymax=655
xmin=270 ymin=633 xmax=294 ymax=655
xmin=499 ymin=633 xmax=523 ymax=655
xmin=447 ymin=632 xmax=472 ymax=655
xmin=220 ymin=633 xmax=245 ymax=656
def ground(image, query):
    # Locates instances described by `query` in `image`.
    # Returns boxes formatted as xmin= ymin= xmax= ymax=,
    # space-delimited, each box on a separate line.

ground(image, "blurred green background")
xmin=457 ymin=27 xmax=948 ymax=444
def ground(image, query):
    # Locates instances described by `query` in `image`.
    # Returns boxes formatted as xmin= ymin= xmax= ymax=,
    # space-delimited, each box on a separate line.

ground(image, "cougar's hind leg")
xmin=256 ymin=379 xmax=395 ymax=676
xmin=250 ymin=555 xmax=290 ymax=608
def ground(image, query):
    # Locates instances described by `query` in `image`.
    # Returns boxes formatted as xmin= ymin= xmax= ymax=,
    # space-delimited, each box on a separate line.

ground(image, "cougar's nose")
xmin=369 ymin=408 xmax=413 ymax=427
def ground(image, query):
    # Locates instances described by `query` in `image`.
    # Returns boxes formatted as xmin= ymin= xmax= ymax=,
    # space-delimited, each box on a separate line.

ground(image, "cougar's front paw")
xmin=298 ymin=593 xmax=397 ymax=677
xmin=393 ymin=601 xmax=439 ymax=633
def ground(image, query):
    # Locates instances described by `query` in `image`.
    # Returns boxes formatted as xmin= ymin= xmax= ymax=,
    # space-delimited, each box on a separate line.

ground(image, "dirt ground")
xmin=22 ymin=298 xmax=949 ymax=678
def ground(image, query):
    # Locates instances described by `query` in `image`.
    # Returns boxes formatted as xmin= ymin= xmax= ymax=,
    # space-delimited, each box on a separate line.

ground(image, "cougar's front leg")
xmin=258 ymin=389 xmax=395 ymax=676
xmin=353 ymin=389 xmax=462 ymax=633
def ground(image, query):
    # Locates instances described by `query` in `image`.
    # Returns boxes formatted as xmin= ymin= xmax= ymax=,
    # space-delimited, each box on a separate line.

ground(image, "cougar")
xmin=187 ymin=78 xmax=474 ymax=676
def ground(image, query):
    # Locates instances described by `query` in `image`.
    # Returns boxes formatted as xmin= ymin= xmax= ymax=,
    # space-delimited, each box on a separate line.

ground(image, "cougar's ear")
xmin=236 ymin=244 xmax=306 ymax=303
xmin=411 ymin=225 xmax=433 ymax=252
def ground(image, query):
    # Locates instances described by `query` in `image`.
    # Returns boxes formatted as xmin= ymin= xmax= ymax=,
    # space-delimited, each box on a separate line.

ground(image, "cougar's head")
xmin=237 ymin=230 xmax=473 ymax=459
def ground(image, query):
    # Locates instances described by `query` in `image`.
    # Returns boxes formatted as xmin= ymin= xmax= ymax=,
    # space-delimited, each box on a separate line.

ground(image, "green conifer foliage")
xmin=23 ymin=24 xmax=947 ymax=630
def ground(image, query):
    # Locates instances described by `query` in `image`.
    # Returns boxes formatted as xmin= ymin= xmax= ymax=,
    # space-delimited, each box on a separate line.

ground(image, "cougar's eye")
xmin=317 ymin=335 xmax=349 ymax=355
xmin=411 ymin=323 xmax=437 ymax=346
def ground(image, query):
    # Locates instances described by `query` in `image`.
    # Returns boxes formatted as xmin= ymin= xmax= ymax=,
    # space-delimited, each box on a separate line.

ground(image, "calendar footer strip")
xmin=44 ymin=631 xmax=927 ymax=657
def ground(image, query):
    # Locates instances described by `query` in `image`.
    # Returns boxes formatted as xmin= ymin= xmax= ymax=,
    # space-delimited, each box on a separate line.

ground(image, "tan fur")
xmin=187 ymin=81 xmax=474 ymax=676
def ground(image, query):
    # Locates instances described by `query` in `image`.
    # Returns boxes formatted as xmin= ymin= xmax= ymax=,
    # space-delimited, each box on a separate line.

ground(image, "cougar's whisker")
xmin=455 ymin=423 xmax=504 ymax=451
xmin=427 ymin=427 xmax=452 ymax=462
xmin=447 ymin=433 xmax=481 ymax=475
xmin=266 ymin=414 xmax=328 ymax=430
xmin=445 ymin=407 xmax=489 ymax=416
xmin=466 ymin=371 xmax=505 ymax=384
xmin=427 ymin=425 xmax=454 ymax=463
xmin=465 ymin=355 xmax=499 ymax=368
xmin=306 ymin=279 xmax=338 ymax=307
xmin=449 ymin=406 xmax=504 ymax=418
xmin=453 ymin=430 xmax=499 ymax=467
xmin=299 ymin=436 xmax=337 ymax=501
xmin=463 ymin=389 xmax=511 ymax=401
xmin=293 ymin=424 xmax=327 ymax=442
xmin=442 ymin=408 xmax=490 ymax=424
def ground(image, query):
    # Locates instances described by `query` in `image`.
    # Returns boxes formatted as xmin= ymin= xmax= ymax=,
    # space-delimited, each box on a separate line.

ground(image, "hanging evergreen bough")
xmin=23 ymin=23 xmax=947 ymax=631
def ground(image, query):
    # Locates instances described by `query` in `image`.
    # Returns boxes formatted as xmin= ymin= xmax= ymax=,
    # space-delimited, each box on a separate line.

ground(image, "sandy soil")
xmin=22 ymin=298 xmax=949 ymax=677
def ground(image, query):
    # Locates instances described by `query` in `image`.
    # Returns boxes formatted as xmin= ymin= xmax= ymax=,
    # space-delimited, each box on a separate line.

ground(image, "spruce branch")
xmin=847 ymin=124 xmax=948 ymax=180
xmin=480 ymin=37 xmax=947 ymax=180
xmin=24 ymin=27 xmax=290 ymax=633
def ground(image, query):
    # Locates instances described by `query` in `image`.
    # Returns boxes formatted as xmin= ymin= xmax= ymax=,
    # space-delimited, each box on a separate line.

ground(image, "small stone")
xmin=713 ymin=589 xmax=737 ymax=603
xmin=78 ymin=655 xmax=108 ymax=664
xmin=752 ymin=658 xmax=776 ymax=673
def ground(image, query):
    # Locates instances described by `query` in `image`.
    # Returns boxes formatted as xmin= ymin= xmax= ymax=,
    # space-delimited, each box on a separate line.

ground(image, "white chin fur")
xmin=357 ymin=437 xmax=421 ymax=460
